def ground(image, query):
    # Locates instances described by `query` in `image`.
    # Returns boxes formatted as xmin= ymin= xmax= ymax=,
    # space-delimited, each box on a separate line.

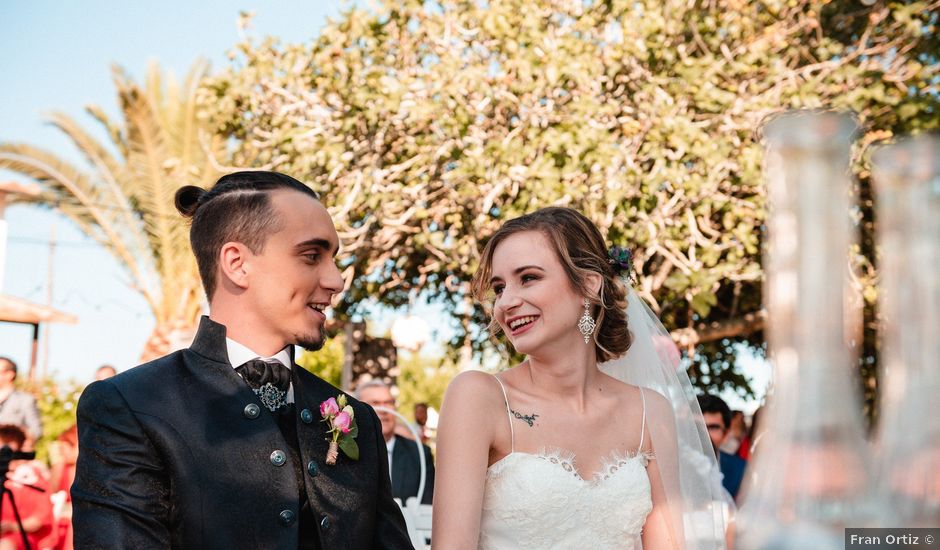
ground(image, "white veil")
xmin=599 ymin=288 xmax=730 ymax=549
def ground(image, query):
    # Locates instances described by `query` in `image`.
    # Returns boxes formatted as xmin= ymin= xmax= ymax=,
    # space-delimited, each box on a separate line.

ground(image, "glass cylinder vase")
xmin=871 ymin=134 xmax=940 ymax=527
xmin=736 ymin=111 xmax=876 ymax=549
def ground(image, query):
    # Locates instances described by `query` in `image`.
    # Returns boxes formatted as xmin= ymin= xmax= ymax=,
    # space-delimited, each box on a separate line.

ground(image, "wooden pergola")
xmin=0 ymin=293 xmax=77 ymax=381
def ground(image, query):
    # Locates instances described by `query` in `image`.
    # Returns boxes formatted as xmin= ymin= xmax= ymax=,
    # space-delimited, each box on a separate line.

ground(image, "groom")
xmin=72 ymin=172 xmax=413 ymax=549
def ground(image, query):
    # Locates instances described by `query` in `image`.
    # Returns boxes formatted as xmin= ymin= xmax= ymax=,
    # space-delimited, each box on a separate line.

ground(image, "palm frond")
xmin=84 ymin=104 xmax=127 ymax=158
xmin=112 ymin=70 xmax=180 ymax=278
xmin=18 ymin=194 xmax=162 ymax=315
xmin=175 ymin=59 xmax=211 ymax=170
xmin=116 ymin=63 xmax=215 ymax=317
xmin=0 ymin=144 xmax=159 ymax=303
xmin=2 ymin=60 xmax=224 ymax=346
xmin=44 ymin=111 xmax=152 ymax=262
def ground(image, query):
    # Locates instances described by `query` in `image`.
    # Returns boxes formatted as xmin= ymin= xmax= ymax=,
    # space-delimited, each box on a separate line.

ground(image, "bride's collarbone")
xmin=506 ymin=390 xmax=636 ymax=426
xmin=510 ymin=412 xmax=641 ymax=455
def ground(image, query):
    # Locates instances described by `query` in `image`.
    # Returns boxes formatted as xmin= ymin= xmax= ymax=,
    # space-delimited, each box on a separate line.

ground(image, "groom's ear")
xmin=218 ymin=241 xmax=251 ymax=290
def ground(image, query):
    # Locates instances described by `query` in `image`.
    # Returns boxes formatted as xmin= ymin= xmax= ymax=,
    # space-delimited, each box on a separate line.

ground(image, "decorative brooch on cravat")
xmin=236 ymin=359 xmax=291 ymax=412
xmin=320 ymin=395 xmax=359 ymax=465
xmin=255 ymin=384 xmax=287 ymax=412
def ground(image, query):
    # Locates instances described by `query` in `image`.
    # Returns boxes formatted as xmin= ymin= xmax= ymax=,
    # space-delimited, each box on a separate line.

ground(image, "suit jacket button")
xmin=279 ymin=510 xmax=296 ymax=526
xmin=270 ymin=450 xmax=287 ymax=466
xmin=243 ymin=403 xmax=260 ymax=419
xmin=300 ymin=408 xmax=313 ymax=423
xmin=307 ymin=460 xmax=318 ymax=477
xmin=320 ymin=516 xmax=330 ymax=530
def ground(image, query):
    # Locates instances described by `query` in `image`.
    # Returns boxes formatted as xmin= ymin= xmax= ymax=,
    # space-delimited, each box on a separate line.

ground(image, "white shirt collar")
xmin=225 ymin=338 xmax=294 ymax=403
xmin=225 ymin=338 xmax=292 ymax=370
xmin=386 ymin=436 xmax=396 ymax=478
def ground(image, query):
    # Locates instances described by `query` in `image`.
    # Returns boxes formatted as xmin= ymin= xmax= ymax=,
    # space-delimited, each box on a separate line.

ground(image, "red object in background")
xmin=737 ymin=434 xmax=752 ymax=461
xmin=1 ymin=462 xmax=54 ymax=550
xmin=48 ymin=424 xmax=78 ymax=550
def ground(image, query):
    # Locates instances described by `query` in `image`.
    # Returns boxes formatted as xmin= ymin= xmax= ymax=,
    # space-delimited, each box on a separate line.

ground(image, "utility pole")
xmin=40 ymin=224 xmax=56 ymax=380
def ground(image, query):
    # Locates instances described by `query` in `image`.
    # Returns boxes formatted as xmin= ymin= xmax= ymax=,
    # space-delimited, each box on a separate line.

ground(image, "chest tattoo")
xmin=510 ymin=409 xmax=539 ymax=427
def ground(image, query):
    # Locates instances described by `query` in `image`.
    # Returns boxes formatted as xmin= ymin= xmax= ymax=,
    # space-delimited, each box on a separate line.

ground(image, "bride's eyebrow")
xmin=490 ymin=265 xmax=545 ymax=285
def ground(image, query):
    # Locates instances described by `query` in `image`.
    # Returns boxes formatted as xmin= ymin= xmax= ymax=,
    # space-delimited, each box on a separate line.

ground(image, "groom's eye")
xmin=303 ymin=252 xmax=321 ymax=263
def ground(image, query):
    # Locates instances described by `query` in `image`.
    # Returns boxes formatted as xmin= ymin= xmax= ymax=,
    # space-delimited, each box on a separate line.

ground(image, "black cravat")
xmin=235 ymin=359 xmax=291 ymax=411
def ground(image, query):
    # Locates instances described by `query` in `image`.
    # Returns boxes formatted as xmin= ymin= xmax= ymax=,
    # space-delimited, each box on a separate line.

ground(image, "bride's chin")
xmin=508 ymin=337 xmax=539 ymax=356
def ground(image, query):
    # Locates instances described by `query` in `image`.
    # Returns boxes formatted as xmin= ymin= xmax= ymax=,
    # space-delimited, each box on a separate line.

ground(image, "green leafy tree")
xmin=24 ymin=378 xmax=82 ymax=463
xmin=395 ymin=352 xmax=459 ymax=422
xmin=200 ymin=0 xmax=938 ymax=404
xmin=0 ymin=61 xmax=226 ymax=361
xmin=297 ymin=335 xmax=345 ymax=388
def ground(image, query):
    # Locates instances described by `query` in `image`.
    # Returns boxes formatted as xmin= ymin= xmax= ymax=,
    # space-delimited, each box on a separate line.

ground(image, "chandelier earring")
xmin=577 ymin=299 xmax=596 ymax=344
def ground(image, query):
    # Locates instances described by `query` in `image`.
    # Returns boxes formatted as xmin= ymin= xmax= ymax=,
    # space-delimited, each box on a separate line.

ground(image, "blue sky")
xmin=0 ymin=1 xmax=768 ymax=411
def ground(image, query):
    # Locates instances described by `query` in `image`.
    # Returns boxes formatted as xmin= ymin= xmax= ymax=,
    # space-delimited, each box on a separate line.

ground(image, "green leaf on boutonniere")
xmin=339 ymin=436 xmax=360 ymax=460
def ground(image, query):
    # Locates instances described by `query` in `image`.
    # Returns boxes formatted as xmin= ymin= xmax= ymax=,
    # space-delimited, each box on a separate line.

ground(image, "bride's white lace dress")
xmin=479 ymin=376 xmax=653 ymax=550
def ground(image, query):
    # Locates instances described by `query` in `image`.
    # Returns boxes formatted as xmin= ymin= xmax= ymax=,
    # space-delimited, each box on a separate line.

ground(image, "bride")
xmin=432 ymin=207 xmax=727 ymax=549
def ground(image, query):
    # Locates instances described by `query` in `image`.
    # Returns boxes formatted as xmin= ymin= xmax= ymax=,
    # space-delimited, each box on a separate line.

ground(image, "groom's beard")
xmin=296 ymin=331 xmax=326 ymax=351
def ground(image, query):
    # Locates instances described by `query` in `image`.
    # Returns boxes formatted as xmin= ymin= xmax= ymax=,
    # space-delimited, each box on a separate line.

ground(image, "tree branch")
xmin=670 ymin=309 xmax=766 ymax=348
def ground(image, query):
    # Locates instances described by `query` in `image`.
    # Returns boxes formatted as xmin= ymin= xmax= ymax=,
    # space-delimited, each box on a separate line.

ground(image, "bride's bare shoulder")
xmin=601 ymin=374 xmax=673 ymax=417
xmin=443 ymin=369 xmax=507 ymax=410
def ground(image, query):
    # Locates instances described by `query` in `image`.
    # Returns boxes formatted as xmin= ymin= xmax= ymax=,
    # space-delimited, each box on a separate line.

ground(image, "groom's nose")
xmin=322 ymin=259 xmax=345 ymax=295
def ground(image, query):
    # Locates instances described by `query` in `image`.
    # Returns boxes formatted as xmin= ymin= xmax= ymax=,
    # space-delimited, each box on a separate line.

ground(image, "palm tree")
xmin=0 ymin=60 xmax=225 ymax=362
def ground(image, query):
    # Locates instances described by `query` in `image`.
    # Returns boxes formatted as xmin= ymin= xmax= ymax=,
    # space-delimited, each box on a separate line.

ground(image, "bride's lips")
xmin=506 ymin=315 xmax=539 ymax=336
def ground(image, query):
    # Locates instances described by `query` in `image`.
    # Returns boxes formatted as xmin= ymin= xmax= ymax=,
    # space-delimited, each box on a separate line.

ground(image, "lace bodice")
xmin=478 ymin=376 xmax=654 ymax=550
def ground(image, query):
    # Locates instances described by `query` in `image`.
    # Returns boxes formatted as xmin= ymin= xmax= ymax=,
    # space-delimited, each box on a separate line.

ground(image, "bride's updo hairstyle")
xmin=174 ymin=171 xmax=320 ymax=300
xmin=472 ymin=207 xmax=632 ymax=362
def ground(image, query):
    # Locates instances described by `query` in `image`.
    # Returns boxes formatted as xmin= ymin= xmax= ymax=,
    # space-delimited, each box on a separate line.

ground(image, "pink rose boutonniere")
xmin=320 ymin=394 xmax=359 ymax=465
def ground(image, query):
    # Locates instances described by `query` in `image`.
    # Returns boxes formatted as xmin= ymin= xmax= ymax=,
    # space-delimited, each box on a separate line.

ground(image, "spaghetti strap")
xmin=492 ymin=374 xmax=515 ymax=453
xmin=637 ymin=387 xmax=647 ymax=454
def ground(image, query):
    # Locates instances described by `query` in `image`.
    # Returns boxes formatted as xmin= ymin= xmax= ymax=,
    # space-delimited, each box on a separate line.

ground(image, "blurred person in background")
xmin=413 ymin=403 xmax=430 ymax=444
xmin=357 ymin=380 xmax=435 ymax=505
xmin=698 ymin=394 xmax=748 ymax=500
xmin=93 ymin=365 xmax=116 ymax=381
xmin=48 ymin=424 xmax=78 ymax=550
xmin=0 ymin=359 xmax=42 ymax=448
xmin=0 ymin=424 xmax=53 ymax=550
xmin=719 ymin=410 xmax=746 ymax=456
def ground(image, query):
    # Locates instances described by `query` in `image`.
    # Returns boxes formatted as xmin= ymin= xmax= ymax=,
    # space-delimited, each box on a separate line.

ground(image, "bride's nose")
xmin=496 ymin=286 xmax=523 ymax=314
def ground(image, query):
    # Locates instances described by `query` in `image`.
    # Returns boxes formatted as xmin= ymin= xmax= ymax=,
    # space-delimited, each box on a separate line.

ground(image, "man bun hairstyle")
xmin=174 ymin=185 xmax=207 ymax=218
xmin=175 ymin=171 xmax=320 ymax=300
xmin=472 ymin=207 xmax=632 ymax=363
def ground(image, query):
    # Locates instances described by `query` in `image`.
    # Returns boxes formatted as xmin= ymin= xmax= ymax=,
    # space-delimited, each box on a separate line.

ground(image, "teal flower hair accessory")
xmin=607 ymin=246 xmax=634 ymax=279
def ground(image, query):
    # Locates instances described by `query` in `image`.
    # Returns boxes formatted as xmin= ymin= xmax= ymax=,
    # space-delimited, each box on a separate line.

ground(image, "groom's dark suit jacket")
xmin=72 ymin=317 xmax=412 ymax=549
xmin=391 ymin=437 xmax=435 ymax=505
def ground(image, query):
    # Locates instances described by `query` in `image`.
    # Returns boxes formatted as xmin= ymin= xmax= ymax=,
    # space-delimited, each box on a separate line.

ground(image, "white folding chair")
xmin=375 ymin=406 xmax=433 ymax=548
